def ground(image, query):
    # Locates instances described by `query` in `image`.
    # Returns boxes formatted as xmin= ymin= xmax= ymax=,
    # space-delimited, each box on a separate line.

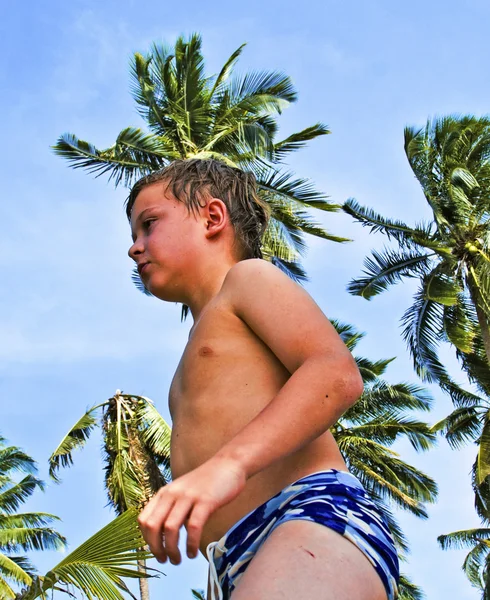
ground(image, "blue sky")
xmin=1 ymin=0 xmax=489 ymax=598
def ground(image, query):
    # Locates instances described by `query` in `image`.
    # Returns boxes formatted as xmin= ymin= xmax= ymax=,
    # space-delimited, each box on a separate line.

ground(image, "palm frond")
xmin=114 ymin=127 xmax=177 ymax=165
xmin=209 ymin=43 xmax=246 ymax=98
xmin=0 ymin=576 xmax=16 ymax=600
xmin=0 ymin=526 xmax=66 ymax=554
xmin=52 ymin=134 xmax=154 ymax=188
xmin=398 ymin=574 xmax=425 ymax=600
xmin=103 ymin=412 xmax=142 ymax=512
xmin=356 ymin=357 xmax=395 ymax=381
xmin=0 ymin=476 xmax=44 ymax=515
xmin=367 ymin=496 xmax=409 ymax=556
xmin=400 ymin=280 xmax=446 ymax=382
xmin=49 ymin=405 xmax=103 ymax=482
xmin=425 ymin=269 xmax=462 ymax=306
xmin=347 ymin=417 xmax=436 ymax=452
xmin=273 ymin=123 xmax=330 ymax=160
xmin=131 ymin=267 xmax=153 ymax=296
xmin=330 ymin=319 xmax=366 ymax=351
xmin=444 ymin=293 xmax=481 ymax=353
xmin=226 ymin=70 xmax=297 ymax=116
xmin=17 ymin=509 xmax=155 ymax=600
xmin=0 ymin=553 xmax=33 ymax=589
xmin=339 ymin=438 xmax=437 ymax=516
xmin=0 ymin=448 xmax=37 ymax=478
xmin=257 ymin=168 xmax=340 ymax=213
xmin=469 ymin=261 xmax=490 ymax=323
xmin=343 ymin=198 xmax=444 ymax=251
xmin=262 ymin=216 xmax=303 ymax=261
xmin=348 ymin=247 xmax=433 ymax=299
xmin=0 ymin=512 xmax=61 ymax=530
xmin=269 ymin=256 xmax=308 ymax=283
xmin=464 ymin=542 xmax=489 ymax=590
xmin=135 ymin=399 xmax=172 ymax=461
xmin=432 ymin=405 xmax=483 ymax=449
xmin=458 ymin=348 xmax=490 ymax=398
xmin=477 ymin=413 xmax=490 ymax=486
xmin=442 ymin=378 xmax=486 ymax=408
xmin=346 ymin=381 xmax=433 ymax=421
xmin=438 ymin=527 xmax=490 ymax=551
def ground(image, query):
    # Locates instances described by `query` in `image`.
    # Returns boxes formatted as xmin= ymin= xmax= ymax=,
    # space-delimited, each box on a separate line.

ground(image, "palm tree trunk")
xmin=467 ymin=275 xmax=490 ymax=365
xmin=138 ymin=557 xmax=150 ymax=600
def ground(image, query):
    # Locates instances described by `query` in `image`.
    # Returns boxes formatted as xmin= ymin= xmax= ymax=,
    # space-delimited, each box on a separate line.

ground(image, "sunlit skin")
xmin=128 ymin=181 xmax=387 ymax=600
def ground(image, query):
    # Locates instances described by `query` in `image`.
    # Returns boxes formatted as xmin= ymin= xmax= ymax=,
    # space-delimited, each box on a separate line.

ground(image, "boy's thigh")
xmin=230 ymin=519 xmax=388 ymax=600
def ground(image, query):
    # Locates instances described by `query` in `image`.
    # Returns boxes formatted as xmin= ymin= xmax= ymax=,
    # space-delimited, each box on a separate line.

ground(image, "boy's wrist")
xmin=211 ymin=449 xmax=251 ymax=481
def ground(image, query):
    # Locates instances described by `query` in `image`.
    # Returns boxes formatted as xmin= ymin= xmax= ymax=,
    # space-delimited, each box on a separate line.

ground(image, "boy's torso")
xmin=168 ymin=285 xmax=348 ymax=552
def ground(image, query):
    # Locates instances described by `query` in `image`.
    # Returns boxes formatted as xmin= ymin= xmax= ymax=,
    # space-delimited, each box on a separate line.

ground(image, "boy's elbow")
xmin=333 ymin=361 xmax=364 ymax=408
xmin=348 ymin=372 xmax=364 ymax=405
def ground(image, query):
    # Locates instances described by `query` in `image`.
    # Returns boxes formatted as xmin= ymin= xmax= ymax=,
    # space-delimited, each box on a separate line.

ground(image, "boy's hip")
xmin=207 ymin=469 xmax=400 ymax=600
xmin=199 ymin=448 xmax=349 ymax=550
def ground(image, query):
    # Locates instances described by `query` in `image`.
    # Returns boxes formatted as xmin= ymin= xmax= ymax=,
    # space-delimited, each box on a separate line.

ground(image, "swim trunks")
xmin=206 ymin=469 xmax=400 ymax=600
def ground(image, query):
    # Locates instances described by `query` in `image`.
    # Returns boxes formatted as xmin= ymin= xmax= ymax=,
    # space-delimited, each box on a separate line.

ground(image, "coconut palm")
xmin=53 ymin=33 xmax=348 ymax=289
xmin=48 ymin=391 xmax=171 ymax=600
xmin=344 ymin=115 xmax=490 ymax=510
xmin=331 ymin=321 xmax=438 ymax=600
xmin=16 ymin=508 xmax=154 ymax=600
xmin=438 ymin=526 xmax=490 ymax=599
xmin=0 ymin=435 xmax=66 ymax=599
xmin=344 ymin=115 xmax=490 ymax=394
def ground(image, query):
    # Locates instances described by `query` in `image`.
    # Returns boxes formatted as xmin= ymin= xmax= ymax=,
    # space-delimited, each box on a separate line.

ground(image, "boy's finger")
xmin=185 ymin=502 xmax=210 ymax=558
xmin=163 ymin=498 xmax=193 ymax=565
xmin=138 ymin=498 xmax=175 ymax=562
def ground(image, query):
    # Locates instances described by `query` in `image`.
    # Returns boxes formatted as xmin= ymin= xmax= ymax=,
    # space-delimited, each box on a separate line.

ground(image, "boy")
xmin=128 ymin=159 xmax=399 ymax=600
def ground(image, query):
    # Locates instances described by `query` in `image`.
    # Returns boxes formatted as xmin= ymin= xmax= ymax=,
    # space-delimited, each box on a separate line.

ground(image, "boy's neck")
xmin=185 ymin=256 xmax=239 ymax=323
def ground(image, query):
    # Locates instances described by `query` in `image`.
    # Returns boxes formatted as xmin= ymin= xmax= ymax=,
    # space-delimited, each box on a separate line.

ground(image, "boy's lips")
xmin=137 ymin=262 xmax=150 ymax=276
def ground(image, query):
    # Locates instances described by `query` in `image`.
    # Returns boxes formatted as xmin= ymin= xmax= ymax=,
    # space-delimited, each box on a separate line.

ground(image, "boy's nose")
xmin=128 ymin=240 xmax=143 ymax=261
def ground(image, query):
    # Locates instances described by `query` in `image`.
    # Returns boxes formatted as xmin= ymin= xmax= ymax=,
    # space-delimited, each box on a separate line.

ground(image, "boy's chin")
xmin=147 ymin=283 xmax=183 ymax=304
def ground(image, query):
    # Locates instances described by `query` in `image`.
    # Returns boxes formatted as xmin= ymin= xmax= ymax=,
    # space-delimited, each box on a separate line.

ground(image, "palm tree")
xmin=331 ymin=321 xmax=438 ymax=600
xmin=0 ymin=435 xmax=66 ymax=599
xmin=53 ymin=33 xmax=349 ymax=288
xmin=17 ymin=508 xmax=154 ymax=600
xmin=344 ymin=115 xmax=490 ymax=507
xmin=48 ymin=391 xmax=171 ymax=600
xmin=344 ymin=115 xmax=490 ymax=391
xmin=438 ymin=526 xmax=490 ymax=599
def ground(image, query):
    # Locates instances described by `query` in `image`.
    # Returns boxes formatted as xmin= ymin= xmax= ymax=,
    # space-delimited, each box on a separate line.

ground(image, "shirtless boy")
xmin=128 ymin=159 xmax=399 ymax=600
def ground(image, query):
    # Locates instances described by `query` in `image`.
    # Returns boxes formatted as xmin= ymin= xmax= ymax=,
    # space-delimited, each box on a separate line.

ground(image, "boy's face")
xmin=128 ymin=181 xmax=203 ymax=302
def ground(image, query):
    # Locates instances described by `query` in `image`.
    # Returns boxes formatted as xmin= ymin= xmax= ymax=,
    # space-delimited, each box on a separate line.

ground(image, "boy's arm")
xmin=214 ymin=259 xmax=363 ymax=478
xmin=138 ymin=259 xmax=363 ymax=564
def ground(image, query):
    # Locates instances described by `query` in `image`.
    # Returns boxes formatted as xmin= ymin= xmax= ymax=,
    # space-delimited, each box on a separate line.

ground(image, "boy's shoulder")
xmin=222 ymin=258 xmax=309 ymax=315
xmin=220 ymin=259 xmax=350 ymax=375
xmin=226 ymin=257 xmax=276 ymax=275
xmin=223 ymin=258 xmax=296 ymax=292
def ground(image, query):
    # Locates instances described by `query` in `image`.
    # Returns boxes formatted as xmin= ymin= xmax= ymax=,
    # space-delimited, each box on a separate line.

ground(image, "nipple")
xmin=199 ymin=346 xmax=214 ymax=357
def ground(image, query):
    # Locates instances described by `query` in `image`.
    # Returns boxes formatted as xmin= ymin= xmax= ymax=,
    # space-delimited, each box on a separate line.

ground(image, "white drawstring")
xmin=206 ymin=541 xmax=225 ymax=600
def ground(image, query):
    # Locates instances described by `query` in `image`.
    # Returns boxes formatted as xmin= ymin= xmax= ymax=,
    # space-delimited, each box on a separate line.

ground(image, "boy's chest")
xmin=168 ymin=304 xmax=287 ymax=419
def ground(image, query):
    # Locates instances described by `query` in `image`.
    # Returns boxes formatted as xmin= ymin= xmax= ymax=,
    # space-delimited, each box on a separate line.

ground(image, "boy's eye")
xmin=143 ymin=218 xmax=156 ymax=230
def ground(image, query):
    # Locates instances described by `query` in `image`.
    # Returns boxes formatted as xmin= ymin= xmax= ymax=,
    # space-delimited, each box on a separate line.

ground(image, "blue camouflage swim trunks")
xmin=206 ymin=469 xmax=400 ymax=600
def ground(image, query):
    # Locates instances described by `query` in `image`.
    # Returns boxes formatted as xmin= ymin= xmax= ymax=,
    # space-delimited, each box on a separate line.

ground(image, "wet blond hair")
xmin=126 ymin=159 xmax=271 ymax=259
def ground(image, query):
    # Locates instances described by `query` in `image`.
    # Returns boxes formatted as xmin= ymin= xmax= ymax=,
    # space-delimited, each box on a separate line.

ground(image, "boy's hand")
xmin=137 ymin=457 xmax=246 ymax=564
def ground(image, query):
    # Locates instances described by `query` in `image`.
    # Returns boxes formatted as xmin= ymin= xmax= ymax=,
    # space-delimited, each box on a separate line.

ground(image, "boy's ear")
xmin=203 ymin=198 xmax=228 ymax=238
